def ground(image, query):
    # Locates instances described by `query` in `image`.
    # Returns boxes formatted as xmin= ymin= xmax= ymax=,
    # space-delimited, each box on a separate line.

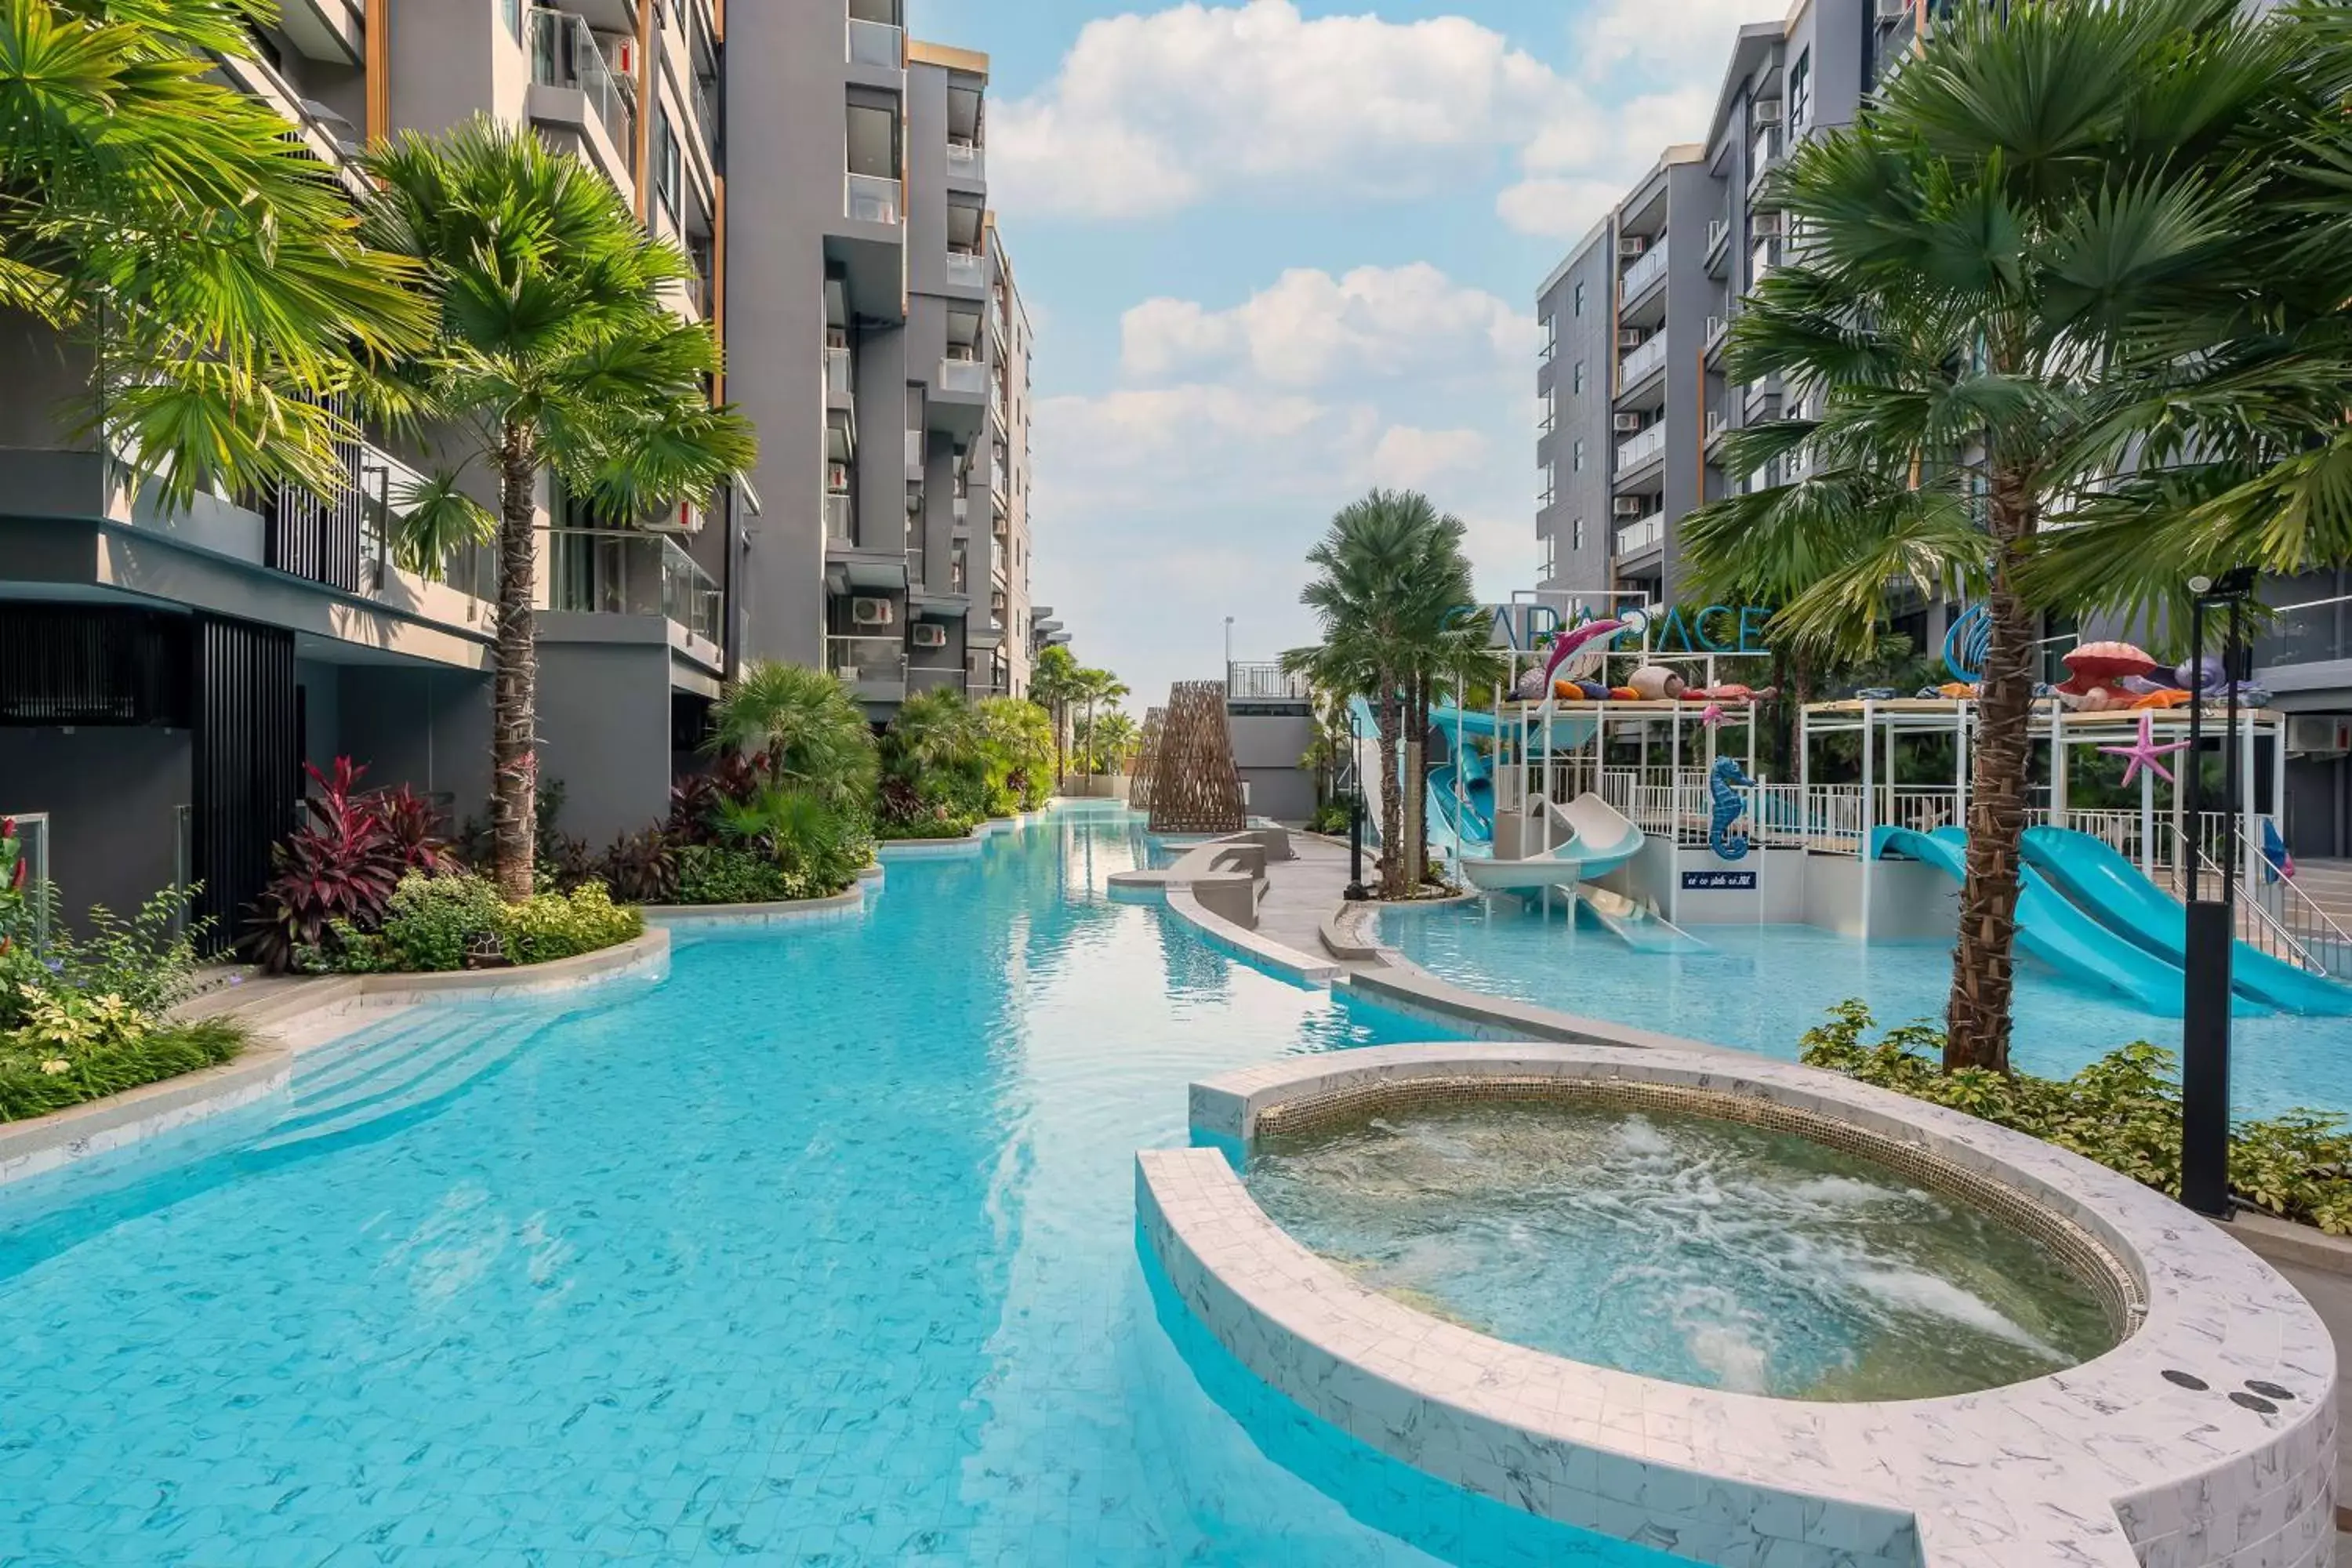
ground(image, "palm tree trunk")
xmin=491 ymin=421 xmax=540 ymax=903
xmin=1410 ymin=673 xmax=1433 ymax=882
xmin=1947 ymin=479 xmax=2037 ymax=1073
xmin=1375 ymin=681 xmax=1404 ymax=898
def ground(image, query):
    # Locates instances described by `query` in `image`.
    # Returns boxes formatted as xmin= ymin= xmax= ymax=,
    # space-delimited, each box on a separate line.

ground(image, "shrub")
xmin=247 ymin=759 xmax=452 ymax=971
xmin=499 ymin=883 xmax=641 ymax=967
xmin=875 ymin=813 xmax=978 ymax=841
xmin=1799 ymin=1001 xmax=2352 ymax=1235
xmin=1308 ymin=802 xmax=1352 ymax=835
xmin=0 ymin=1016 xmax=246 ymax=1123
xmin=675 ymin=844 xmax=793 ymax=905
xmin=331 ymin=872 xmax=644 ymax=972
xmin=599 ymin=829 xmax=679 ymax=904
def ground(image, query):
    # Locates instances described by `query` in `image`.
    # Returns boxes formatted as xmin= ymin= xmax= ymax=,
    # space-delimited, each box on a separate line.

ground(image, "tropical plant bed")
xmin=1801 ymin=1002 xmax=2352 ymax=1236
xmin=875 ymin=818 xmax=985 ymax=842
xmin=304 ymin=873 xmax=644 ymax=975
xmin=1 ymin=819 xmax=252 ymax=1123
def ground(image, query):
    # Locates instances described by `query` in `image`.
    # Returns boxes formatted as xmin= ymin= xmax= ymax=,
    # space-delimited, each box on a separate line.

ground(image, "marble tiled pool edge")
xmin=1145 ymin=1044 xmax=2339 ymax=1568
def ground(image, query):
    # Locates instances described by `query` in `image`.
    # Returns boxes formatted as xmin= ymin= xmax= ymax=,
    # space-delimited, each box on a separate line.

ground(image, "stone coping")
xmin=873 ymin=810 xmax=1044 ymax=860
xmin=1143 ymin=1043 xmax=2337 ymax=1568
xmin=1164 ymin=883 xmax=1342 ymax=987
xmin=0 ymin=928 xmax=670 ymax=1188
xmin=643 ymin=869 xmax=878 ymax=928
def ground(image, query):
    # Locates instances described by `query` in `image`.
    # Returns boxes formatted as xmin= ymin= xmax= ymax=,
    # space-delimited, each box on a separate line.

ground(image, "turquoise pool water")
xmin=0 ymin=809 xmax=1668 ymax=1567
xmin=1379 ymin=898 xmax=2352 ymax=1118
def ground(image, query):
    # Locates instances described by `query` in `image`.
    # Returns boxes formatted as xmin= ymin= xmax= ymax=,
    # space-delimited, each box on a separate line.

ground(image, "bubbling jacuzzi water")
xmin=1245 ymin=1098 xmax=2118 ymax=1401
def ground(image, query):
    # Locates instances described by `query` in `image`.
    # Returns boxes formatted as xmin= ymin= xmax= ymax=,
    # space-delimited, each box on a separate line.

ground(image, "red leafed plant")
xmin=244 ymin=760 xmax=451 ymax=972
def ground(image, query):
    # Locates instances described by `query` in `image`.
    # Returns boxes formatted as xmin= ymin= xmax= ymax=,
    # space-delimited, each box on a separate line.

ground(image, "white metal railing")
xmin=1614 ymin=512 xmax=1664 ymax=554
xmin=824 ymin=346 xmax=852 ymax=397
xmin=824 ymin=492 xmax=851 ymax=543
xmin=1705 ymin=409 xmax=1728 ymax=446
xmin=1227 ymin=662 xmax=1312 ymax=701
xmin=528 ymin=9 xmax=634 ymax=156
xmin=1616 ymin=422 xmax=1667 ymax=470
xmin=1618 ymin=333 xmax=1668 ymax=388
xmin=846 ymin=16 xmax=902 ymax=67
xmin=945 ymin=248 xmax=984 ymax=287
xmin=1621 ymin=240 xmax=1668 ymax=300
xmin=844 ymin=172 xmax=902 ymax=225
xmin=938 ymin=357 xmax=987 ymax=395
xmin=827 ymin=633 xmax=906 ymax=684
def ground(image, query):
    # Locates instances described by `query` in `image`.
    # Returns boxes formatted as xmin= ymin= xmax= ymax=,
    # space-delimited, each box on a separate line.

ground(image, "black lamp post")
xmin=1343 ymin=702 xmax=1370 ymax=901
xmin=2180 ymin=566 xmax=2257 ymax=1219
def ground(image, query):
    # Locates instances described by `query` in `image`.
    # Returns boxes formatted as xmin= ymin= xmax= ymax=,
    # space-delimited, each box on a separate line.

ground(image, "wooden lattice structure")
xmin=1130 ymin=707 xmax=1165 ymax=811
xmin=1147 ymin=682 xmax=1245 ymax=834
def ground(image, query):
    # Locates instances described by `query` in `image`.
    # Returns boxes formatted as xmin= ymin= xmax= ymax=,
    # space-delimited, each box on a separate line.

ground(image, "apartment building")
xmin=725 ymin=6 xmax=1037 ymax=712
xmin=0 ymin=2 xmax=1045 ymax=944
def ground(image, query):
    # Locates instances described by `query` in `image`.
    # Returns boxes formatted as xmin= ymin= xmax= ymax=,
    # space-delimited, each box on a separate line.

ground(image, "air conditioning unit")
xmin=1616 ymin=329 xmax=1644 ymax=350
xmin=1753 ymin=100 xmax=1784 ymax=127
xmin=1752 ymin=212 xmax=1785 ymax=239
xmin=1617 ymin=236 xmax=1647 ymax=258
xmin=1613 ymin=413 xmax=1645 ymax=434
xmin=604 ymin=34 xmax=639 ymax=81
xmin=910 ymin=622 xmax=949 ymax=649
xmin=1876 ymin=0 xmax=1911 ymax=20
xmin=851 ymin=596 xmax=895 ymax=628
xmin=2290 ymin=717 xmax=2352 ymax=757
xmin=666 ymin=499 xmax=702 ymax=535
xmin=826 ymin=463 xmax=850 ymax=492
xmin=1613 ymin=497 xmax=1647 ymax=517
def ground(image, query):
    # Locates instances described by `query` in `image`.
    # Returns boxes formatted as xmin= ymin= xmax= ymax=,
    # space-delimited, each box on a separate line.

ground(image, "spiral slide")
xmin=2022 ymin=827 xmax=2352 ymax=1016
xmin=1457 ymin=794 xmax=1646 ymax=892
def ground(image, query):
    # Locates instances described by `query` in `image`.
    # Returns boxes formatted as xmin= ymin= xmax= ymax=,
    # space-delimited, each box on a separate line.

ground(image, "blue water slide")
xmin=1870 ymin=825 xmax=2195 ymax=1015
xmin=1425 ymin=764 xmax=1493 ymax=858
xmin=2022 ymin=827 xmax=2352 ymax=1016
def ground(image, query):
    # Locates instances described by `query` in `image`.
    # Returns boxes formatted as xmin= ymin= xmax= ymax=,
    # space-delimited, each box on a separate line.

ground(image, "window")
xmin=654 ymin=107 xmax=684 ymax=228
xmin=1573 ymin=518 xmax=1585 ymax=553
xmin=502 ymin=0 xmax=521 ymax=43
xmin=1789 ymin=49 xmax=1811 ymax=132
xmin=1573 ymin=439 xmax=1585 ymax=473
xmin=1572 ymin=360 xmax=1585 ymax=396
xmin=1572 ymin=280 xmax=1587 ymax=318
xmin=1539 ymin=532 xmax=1556 ymax=582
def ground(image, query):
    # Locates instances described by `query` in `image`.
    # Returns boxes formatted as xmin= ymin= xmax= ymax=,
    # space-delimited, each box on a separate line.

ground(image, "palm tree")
xmin=1029 ymin=644 xmax=1083 ymax=782
xmin=1072 ymin=668 xmax=1130 ymax=776
xmin=1283 ymin=489 xmax=1478 ymax=898
xmin=706 ymin=661 xmax=878 ymax=811
xmin=1 ymin=0 xmax=431 ymax=509
xmin=365 ymin=119 xmax=757 ymax=900
xmin=1086 ymin=710 xmax=1140 ymax=775
xmin=1680 ymin=0 xmax=2319 ymax=1070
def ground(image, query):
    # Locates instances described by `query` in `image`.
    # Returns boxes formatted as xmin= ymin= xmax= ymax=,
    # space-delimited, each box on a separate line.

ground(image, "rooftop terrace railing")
xmin=1227 ymin=662 xmax=1312 ymax=701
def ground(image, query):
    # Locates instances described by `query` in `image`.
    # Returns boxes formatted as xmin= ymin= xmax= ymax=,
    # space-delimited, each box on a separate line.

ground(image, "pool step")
xmin=252 ymin=1012 xmax=529 ymax=1155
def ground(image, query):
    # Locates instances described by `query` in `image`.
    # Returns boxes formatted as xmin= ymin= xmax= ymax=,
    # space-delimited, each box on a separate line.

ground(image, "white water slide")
xmin=1456 ymin=794 xmax=1646 ymax=892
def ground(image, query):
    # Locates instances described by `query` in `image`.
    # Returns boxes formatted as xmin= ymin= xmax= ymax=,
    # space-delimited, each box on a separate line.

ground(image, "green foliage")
xmin=716 ymin=786 xmax=872 ymax=897
xmin=42 ymin=886 xmax=209 ymax=1018
xmin=975 ymin=697 xmax=1056 ymax=810
xmin=328 ymin=871 xmax=644 ymax=972
xmin=675 ymin=844 xmax=794 ymax=906
xmin=1307 ymin=802 xmax=1352 ymax=835
xmin=0 ymin=1016 xmax=246 ymax=1123
xmin=874 ymin=815 xmax=980 ymax=842
xmin=706 ymin=662 xmax=879 ymax=811
xmin=1801 ymin=1001 xmax=2352 ymax=1234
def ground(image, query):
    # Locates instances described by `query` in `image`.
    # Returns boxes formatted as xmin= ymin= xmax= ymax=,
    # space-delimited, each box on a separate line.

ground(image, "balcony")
xmin=825 ymin=492 xmax=852 ymax=543
xmin=1749 ymin=127 xmax=1785 ymax=194
xmin=824 ymin=346 xmax=854 ymax=400
xmin=1617 ymin=333 xmax=1668 ymax=394
xmin=1704 ymin=408 xmax=1730 ymax=457
xmin=1620 ymin=240 xmax=1668 ymax=304
xmin=946 ymin=136 xmax=985 ymax=183
xmin=846 ymin=16 xmax=902 ymax=68
xmin=1616 ymin=421 xmax=1668 ymax=472
xmin=827 ymin=633 xmax=907 ymax=700
xmin=1705 ymin=217 xmax=1731 ymax=271
xmin=527 ymin=9 xmax=636 ymax=177
xmin=938 ymin=357 xmax=987 ymax=397
xmin=542 ymin=528 xmax=723 ymax=648
xmin=904 ymin=428 xmax=924 ymax=478
xmin=1751 ymin=238 xmax=1782 ymax=288
xmin=844 ymin=172 xmax=902 ymax=226
xmin=944 ymin=248 xmax=985 ymax=289
xmin=988 ymin=293 xmax=1007 ymax=346
xmin=1614 ymin=511 xmax=1666 ymax=557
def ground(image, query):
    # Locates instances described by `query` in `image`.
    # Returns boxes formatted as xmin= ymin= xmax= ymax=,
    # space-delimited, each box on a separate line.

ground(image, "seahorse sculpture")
xmin=1708 ymin=755 xmax=1755 ymax=862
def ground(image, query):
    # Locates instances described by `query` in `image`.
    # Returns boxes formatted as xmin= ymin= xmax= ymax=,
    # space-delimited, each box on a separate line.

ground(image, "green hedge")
xmin=875 ymin=817 xmax=980 ymax=841
xmin=0 ymin=1017 xmax=246 ymax=1123
xmin=1801 ymin=1001 xmax=2352 ymax=1234
xmin=321 ymin=873 xmax=644 ymax=973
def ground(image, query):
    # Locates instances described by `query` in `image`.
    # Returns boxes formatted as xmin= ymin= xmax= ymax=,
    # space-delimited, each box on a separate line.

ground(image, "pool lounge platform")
xmin=1140 ymin=1043 xmax=2337 ymax=1568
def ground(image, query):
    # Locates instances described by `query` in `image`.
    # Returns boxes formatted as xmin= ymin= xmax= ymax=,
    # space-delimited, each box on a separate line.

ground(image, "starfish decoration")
xmin=2099 ymin=713 xmax=2190 ymax=787
xmin=1698 ymin=702 xmax=1728 ymax=728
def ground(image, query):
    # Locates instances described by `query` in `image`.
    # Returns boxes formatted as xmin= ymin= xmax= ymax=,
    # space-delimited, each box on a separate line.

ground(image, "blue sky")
xmin=910 ymin=0 xmax=1759 ymax=705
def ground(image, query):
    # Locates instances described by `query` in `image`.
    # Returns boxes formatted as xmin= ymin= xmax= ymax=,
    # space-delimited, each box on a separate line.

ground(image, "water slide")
xmin=1870 ymin=826 xmax=2197 ymax=1015
xmin=2021 ymin=827 xmax=2352 ymax=1016
xmin=1577 ymin=884 xmax=1709 ymax=953
xmin=1457 ymin=794 xmax=1646 ymax=892
xmin=1426 ymin=750 xmax=1496 ymax=858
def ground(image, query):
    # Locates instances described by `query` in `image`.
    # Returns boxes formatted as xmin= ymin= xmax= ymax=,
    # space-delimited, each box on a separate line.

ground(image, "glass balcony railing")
xmin=1620 ymin=240 xmax=1668 ymax=301
xmin=824 ymin=346 xmax=852 ymax=397
xmin=846 ymin=16 xmax=902 ymax=67
xmin=542 ymin=528 xmax=723 ymax=644
xmin=828 ymin=633 xmax=906 ymax=685
xmin=1617 ymin=333 xmax=1668 ymax=389
xmin=938 ymin=358 xmax=986 ymax=396
xmin=824 ymin=492 xmax=851 ymax=543
xmin=528 ymin=9 xmax=634 ymax=157
xmin=905 ymin=429 xmax=924 ymax=476
xmin=1616 ymin=422 xmax=1668 ymax=470
xmin=945 ymin=248 xmax=984 ymax=288
xmin=845 ymin=172 xmax=902 ymax=225
xmin=1615 ymin=512 xmax=1666 ymax=555
xmin=946 ymin=137 xmax=982 ymax=179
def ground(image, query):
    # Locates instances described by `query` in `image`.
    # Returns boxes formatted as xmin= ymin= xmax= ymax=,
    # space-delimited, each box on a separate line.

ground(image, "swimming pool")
xmin=0 ymin=808 xmax=1671 ymax=1566
xmin=1378 ymin=898 xmax=2352 ymax=1119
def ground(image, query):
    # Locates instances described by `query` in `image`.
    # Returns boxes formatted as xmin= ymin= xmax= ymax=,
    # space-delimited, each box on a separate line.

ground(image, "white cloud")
xmin=1493 ymin=176 xmax=1625 ymax=241
xmin=1120 ymin=264 xmax=1537 ymax=387
xmin=992 ymin=0 xmax=1577 ymax=220
xmin=1369 ymin=426 xmax=1489 ymax=490
xmin=1576 ymin=0 xmax=1770 ymax=84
